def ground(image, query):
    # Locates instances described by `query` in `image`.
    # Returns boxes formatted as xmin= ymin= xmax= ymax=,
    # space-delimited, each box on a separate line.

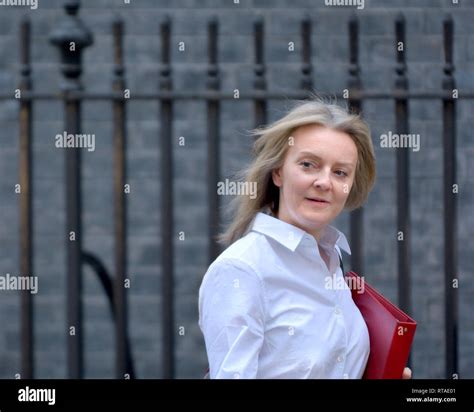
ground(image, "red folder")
xmin=345 ymin=271 xmax=417 ymax=379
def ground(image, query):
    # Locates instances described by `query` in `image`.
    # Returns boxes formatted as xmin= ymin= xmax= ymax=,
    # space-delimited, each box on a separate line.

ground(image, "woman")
xmin=198 ymin=99 xmax=411 ymax=379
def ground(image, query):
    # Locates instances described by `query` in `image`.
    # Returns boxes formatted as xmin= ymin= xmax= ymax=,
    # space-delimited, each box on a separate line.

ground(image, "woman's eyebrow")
xmin=297 ymin=151 xmax=322 ymax=160
xmin=297 ymin=151 xmax=355 ymax=168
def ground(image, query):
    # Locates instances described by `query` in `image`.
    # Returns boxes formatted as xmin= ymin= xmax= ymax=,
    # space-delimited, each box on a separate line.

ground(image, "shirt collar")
xmin=250 ymin=211 xmax=351 ymax=255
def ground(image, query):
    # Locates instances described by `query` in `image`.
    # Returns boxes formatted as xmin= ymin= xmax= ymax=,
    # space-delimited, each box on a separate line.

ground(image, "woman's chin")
xmin=298 ymin=214 xmax=330 ymax=232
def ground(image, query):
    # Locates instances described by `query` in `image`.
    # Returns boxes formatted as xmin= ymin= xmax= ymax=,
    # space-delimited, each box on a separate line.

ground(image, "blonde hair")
xmin=219 ymin=98 xmax=376 ymax=246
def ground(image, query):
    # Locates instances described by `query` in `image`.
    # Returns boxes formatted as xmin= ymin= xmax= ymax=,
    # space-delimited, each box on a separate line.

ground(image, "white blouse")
xmin=198 ymin=212 xmax=370 ymax=379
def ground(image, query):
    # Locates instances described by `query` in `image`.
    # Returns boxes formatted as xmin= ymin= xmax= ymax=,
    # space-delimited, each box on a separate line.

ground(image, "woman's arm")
xmin=199 ymin=259 xmax=266 ymax=379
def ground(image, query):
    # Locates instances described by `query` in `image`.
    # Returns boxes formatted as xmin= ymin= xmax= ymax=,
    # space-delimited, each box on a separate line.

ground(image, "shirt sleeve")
xmin=198 ymin=258 xmax=266 ymax=379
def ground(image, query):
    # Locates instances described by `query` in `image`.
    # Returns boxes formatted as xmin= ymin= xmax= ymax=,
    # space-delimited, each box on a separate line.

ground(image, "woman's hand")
xmin=402 ymin=367 xmax=412 ymax=379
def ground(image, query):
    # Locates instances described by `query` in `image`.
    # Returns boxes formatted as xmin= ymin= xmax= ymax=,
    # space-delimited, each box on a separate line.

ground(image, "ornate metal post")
xmin=49 ymin=0 xmax=93 ymax=379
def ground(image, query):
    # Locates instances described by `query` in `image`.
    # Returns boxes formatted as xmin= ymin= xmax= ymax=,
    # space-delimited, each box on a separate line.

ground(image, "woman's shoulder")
xmin=203 ymin=231 xmax=271 ymax=281
xmin=199 ymin=233 xmax=267 ymax=304
xmin=220 ymin=227 xmax=279 ymax=262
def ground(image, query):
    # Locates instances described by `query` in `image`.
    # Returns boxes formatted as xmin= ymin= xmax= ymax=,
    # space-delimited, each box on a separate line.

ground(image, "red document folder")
xmin=345 ymin=271 xmax=417 ymax=379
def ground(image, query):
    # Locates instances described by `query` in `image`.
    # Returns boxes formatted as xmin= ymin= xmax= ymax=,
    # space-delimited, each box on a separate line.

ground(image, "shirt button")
xmin=337 ymin=355 xmax=344 ymax=363
xmin=334 ymin=307 xmax=341 ymax=315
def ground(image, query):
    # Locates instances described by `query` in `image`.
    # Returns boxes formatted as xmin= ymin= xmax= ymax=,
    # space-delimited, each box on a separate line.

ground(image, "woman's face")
xmin=272 ymin=124 xmax=358 ymax=241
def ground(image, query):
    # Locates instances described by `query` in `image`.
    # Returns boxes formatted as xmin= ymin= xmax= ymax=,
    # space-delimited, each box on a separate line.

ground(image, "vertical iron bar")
xmin=49 ymin=0 xmax=92 ymax=378
xmin=112 ymin=17 xmax=128 ymax=379
xmin=65 ymin=84 xmax=83 ymax=379
xmin=207 ymin=18 xmax=221 ymax=264
xmin=253 ymin=17 xmax=266 ymax=127
xmin=348 ymin=14 xmax=363 ymax=275
xmin=19 ymin=17 xmax=34 ymax=379
xmin=394 ymin=15 xmax=412 ymax=367
xmin=395 ymin=14 xmax=411 ymax=311
xmin=442 ymin=15 xmax=458 ymax=379
xmin=301 ymin=17 xmax=312 ymax=92
xmin=159 ymin=16 xmax=174 ymax=379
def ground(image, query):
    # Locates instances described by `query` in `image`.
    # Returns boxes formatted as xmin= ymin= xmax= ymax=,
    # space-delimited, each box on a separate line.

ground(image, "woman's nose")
xmin=313 ymin=170 xmax=331 ymax=190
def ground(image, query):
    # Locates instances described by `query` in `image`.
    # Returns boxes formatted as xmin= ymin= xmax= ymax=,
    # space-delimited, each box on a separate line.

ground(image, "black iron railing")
xmin=3 ymin=0 xmax=464 ymax=379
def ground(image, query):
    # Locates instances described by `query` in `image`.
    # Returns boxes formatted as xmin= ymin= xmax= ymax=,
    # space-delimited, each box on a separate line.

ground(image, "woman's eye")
xmin=335 ymin=170 xmax=348 ymax=177
xmin=301 ymin=161 xmax=313 ymax=169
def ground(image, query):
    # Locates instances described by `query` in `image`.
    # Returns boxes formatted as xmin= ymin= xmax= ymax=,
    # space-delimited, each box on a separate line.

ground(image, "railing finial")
xmin=443 ymin=14 xmax=455 ymax=90
xmin=49 ymin=0 xmax=93 ymax=91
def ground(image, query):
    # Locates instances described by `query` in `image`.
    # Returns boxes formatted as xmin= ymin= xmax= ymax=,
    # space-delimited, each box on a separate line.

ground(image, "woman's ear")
xmin=272 ymin=168 xmax=282 ymax=188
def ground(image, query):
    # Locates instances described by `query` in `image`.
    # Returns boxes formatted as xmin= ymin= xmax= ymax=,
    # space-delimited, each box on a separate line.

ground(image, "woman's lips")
xmin=306 ymin=197 xmax=329 ymax=203
xmin=306 ymin=197 xmax=330 ymax=206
